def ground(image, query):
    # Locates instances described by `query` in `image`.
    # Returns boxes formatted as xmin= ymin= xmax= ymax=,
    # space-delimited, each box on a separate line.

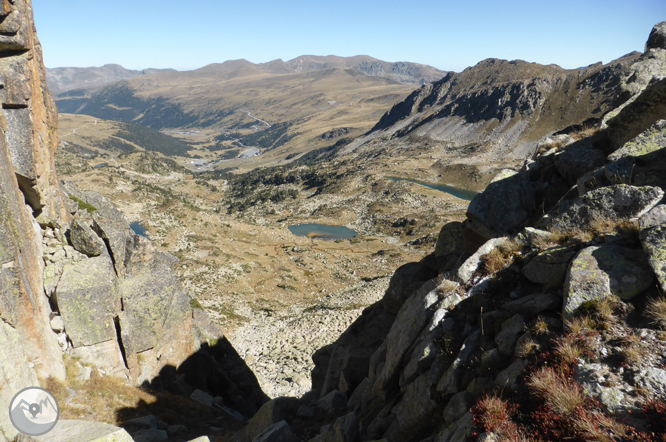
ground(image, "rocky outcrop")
xmin=366 ymin=54 xmax=639 ymax=160
xmin=0 ymin=3 xmax=266 ymax=441
xmin=273 ymin=22 xmax=666 ymax=442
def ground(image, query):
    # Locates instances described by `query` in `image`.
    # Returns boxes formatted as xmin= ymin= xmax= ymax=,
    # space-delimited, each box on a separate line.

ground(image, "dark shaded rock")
xmin=443 ymin=391 xmax=475 ymax=424
xmin=646 ymin=21 xmax=666 ymax=50
xmin=434 ymin=221 xmax=466 ymax=271
xmin=252 ymin=420 xmax=298 ymax=442
xmin=466 ymin=170 xmax=534 ymax=239
xmin=554 ymin=139 xmax=607 ymax=186
xmin=316 ymin=390 xmax=348 ymax=418
xmin=522 ymin=245 xmax=577 ymax=285
xmin=502 ymin=293 xmax=561 ymax=317
xmin=495 ymin=314 xmax=525 ymax=356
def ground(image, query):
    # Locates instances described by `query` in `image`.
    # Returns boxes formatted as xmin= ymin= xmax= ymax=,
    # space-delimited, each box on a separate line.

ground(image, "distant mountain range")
xmin=46 ymin=55 xmax=447 ymax=96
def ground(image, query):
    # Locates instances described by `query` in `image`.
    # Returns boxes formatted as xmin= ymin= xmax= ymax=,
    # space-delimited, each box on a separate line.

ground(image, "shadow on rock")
xmin=115 ymin=338 xmax=269 ymax=442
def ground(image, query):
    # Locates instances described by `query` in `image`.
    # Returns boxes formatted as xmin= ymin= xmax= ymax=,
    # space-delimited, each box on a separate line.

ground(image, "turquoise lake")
xmin=388 ymin=177 xmax=478 ymax=201
xmin=288 ymin=224 xmax=358 ymax=240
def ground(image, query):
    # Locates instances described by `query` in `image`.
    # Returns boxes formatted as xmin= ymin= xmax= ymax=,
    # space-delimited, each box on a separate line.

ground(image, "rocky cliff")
xmin=0 ymin=2 xmax=265 ymax=441
xmin=224 ymin=22 xmax=666 ymax=442
xmin=359 ymin=52 xmax=641 ymax=162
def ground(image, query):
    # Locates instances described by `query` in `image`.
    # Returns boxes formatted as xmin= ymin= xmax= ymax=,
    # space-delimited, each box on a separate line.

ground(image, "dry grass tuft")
xmin=473 ymin=395 xmax=528 ymax=442
xmin=528 ymin=367 xmax=585 ymax=415
xmin=555 ymin=335 xmax=585 ymax=365
xmin=646 ymin=296 xmax=666 ymax=330
xmin=620 ymin=333 xmax=647 ymax=366
xmin=45 ymin=360 xmax=156 ymax=425
xmin=515 ymin=336 xmax=539 ymax=358
xmin=571 ymin=126 xmax=600 ymax=141
xmin=588 ymin=216 xmax=640 ymax=238
xmin=531 ymin=317 xmax=550 ymax=336
xmin=547 ymin=227 xmax=595 ymax=245
xmin=566 ymin=315 xmax=596 ymax=336
xmin=573 ymin=411 xmax=627 ymax=442
xmin=479 ymin=239 xmax=523 ymax=276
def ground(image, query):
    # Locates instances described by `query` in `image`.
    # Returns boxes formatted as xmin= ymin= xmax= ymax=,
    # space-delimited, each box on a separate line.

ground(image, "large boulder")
xmin=31 ymin=419 xmax=134 ymax=442
xmin=553 ymin=139 xmax=607 ymax=186
xmin=372 ymin=279 xmax=443 ymax=397
xmin=608 ymin=119 xmax=666 ymax=162
xmin=646 ymin=21 xmax=666 ymax=50
xmin=521 ymin=245 xmax=578 ymax=285
xmin=563 ymin=244 xmax=654 ymax=321
xmin=55 ymin=255 xmax=120 ymax=347
xmin=545 ymin=184 xmax=664 ymax=232
xmin=434 ymin=222 xmax=466 ymax=271
xmin=639 ymin=205 xmax=666 ymax=291
xmin=466 ymin=170 xmax=534 ymax=239
xmin=69 ymin=218 xmax=105 ymax=257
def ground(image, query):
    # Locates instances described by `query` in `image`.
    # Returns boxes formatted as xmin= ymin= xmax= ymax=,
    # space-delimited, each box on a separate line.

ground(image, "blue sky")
xmin=33 ymin=1 xmax=665 ymax=72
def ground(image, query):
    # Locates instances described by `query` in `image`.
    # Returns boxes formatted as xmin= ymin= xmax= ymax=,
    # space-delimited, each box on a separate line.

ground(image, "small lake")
xmin=288 ymin=224 xmax=357 ymax=240
xmin=130 ymin=221 xmax=149 ymax=238
xmin=388 ymin=177 xmax=478 ymax=201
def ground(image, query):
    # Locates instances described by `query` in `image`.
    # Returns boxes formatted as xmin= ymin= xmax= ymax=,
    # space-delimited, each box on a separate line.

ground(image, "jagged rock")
xmin=55 ymin=255 xmax=120 ymax=347
xmin=387 ymin=374 xmax=438 ymax=440
xmin=383 ymin=260 xmax=438 ymax=314
xmin=522 ymin=245 xmax=577 ymax=285
xmin=574 ymin=362 xmax=627 ymax=412
xmin=495 ymin=358 xmax=528 ymax=390
xmin=606 ymin=78 xmax=666 ymax=151
xmin=495 ymin=314 xmax=526 ymax=356
xmin=466 ymin=170 xmax=533 ymax=239
xmin=635 ymin=367 xmax=666 ymax=396
xmin=316 ymin=390 xmax=348 ymax=418
xmin=69 ymin=218 xmax=105 ymax=257
xmin=457 ymin=237 xmax=508 ymax=284
xmin=253 ymin=420 xmax=298 ymax=442
xmin=563 ymin=244 xmax=654 ymax=322
xmin=554 ymin=139 xmax=607 ymax=186
xmin=434 ymin=222 xmax=466 ymax=270
xmin=433 ymin=412 xmax=474 ymax=442
xmin=236 ymin=398 xmax=299 ymax=442
xmin=639 ymin=205 xmax=666 ymax=291
xmin=443 ymin=391 xmax=475 ymax=424
xmin=373 ymin=279 xmax=441 ymax=397
xmin=647 ymin=21 xmax=666 ymax=50
xmin=401 ymin=315 xmax=454 ymax=387
xmin=79 ymin=190 xmax=132 ymax=275
xmin=312 ymin=412 xmax=359 ymax=442
xmin=190 ymin=389 xmax=214 ymax=407
xmin=119 ymin=257 xmax=190 ymax=353
xmin=466 ymin=377 xmax=494 ymax=396
xmin=31 ymin=419 xmax=134 ymax=441
xmin=132 ymin=429 xmax=169 ymax=442
xmin=545 ymin=184 xmax=664 ymax=232
xmin=437 ymin=330 xmax=482 ymax=395
xmin=608 ymin=119 xmax=666 ymax=161
xmin=502 ymin=293 xmax=561 ymax=317
xmin=188 ymin=438 xmax=211 ymax=442
xmin=167 ymin=425 xmax=188 ymax=437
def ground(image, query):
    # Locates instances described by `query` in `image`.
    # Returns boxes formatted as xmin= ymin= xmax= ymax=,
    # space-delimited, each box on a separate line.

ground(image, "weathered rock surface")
xmin=563 ymin=244 xmax=654 ymax=321
xmin=545 ymin=184 xmax=664 ymax=232
xmin=55 ymin=255 xmax=120 ymax=347
xmin=521 ymin=245 xmax=577 ymax=285
xmin=554 ymin=140 xmax=607 ymax=186
xmin=466 ymin=170 xmax=533 ymax=239
xmin=69 ymin=218 xmax=105 ymax=256
xmin=30 ymin=419 xmax=134 ymax=441
xmin=639 ymin=204 xmax=666 ymax=291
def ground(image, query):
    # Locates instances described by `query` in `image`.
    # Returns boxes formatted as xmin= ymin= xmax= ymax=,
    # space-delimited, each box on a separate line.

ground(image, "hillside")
xmin=49 ymin=57 xmax=448 ymax=171
xmin=46 ymin=64 xmax=175 ymax=95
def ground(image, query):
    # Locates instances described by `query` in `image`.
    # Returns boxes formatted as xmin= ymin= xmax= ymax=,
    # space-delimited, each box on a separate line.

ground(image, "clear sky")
xmin=33 ymin=0 xmax=665 ymax=72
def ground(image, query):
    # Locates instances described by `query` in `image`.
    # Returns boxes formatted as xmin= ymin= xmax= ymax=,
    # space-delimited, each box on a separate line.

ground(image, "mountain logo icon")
xmin=8 ymin=387 xmax=59 ymax=436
